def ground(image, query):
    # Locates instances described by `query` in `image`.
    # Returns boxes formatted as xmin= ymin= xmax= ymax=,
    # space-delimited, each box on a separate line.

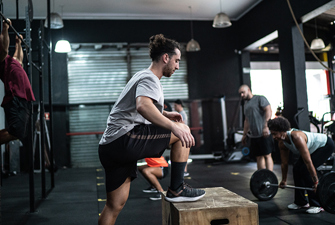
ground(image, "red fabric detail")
xmin=325 ymin=70 xmax=331 ymax=96
xmin=0 ymin=55 xmax=35 ymax=106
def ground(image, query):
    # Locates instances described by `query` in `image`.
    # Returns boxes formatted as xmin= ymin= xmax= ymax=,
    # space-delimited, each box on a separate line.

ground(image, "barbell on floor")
xmin=249 ymin=169 xmax=335 ymax=214
xmin=264 ymin=181 xmax=314 ymax=191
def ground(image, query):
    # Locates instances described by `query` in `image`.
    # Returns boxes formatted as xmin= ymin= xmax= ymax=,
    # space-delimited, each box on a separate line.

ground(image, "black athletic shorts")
xmin=3 ymin=96 xmax=32 ymax=141
xmin=249 ymin=135 xmax=274 ymax=157
xmin=98 ymin=124 xmax=171 ymax=192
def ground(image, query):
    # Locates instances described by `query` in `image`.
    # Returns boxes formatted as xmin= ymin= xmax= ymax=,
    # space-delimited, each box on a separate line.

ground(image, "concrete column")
xmin=240 ymin=51 xmax=251 ymax=87
xmin=278 ymin=23 xmax=310 ymax=131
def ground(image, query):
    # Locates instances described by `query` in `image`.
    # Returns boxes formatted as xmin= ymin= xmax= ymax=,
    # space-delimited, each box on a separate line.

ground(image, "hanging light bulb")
xmin=55 ymin=40 xmax=71 ymax=53
xmin=311 ymin=18 xmax=325 ymax=50
xmin=55 ymin=5 xmax=71 ymax=53
xmin=186 ymin=6 xmax=200 ymax=52
xmin=44 ymin=0 xmax=64 ymax=29
xmin=44 ymin=12 xmax=64 ymax=29
xmin=213 ymin=0 xmax=231 ymax=28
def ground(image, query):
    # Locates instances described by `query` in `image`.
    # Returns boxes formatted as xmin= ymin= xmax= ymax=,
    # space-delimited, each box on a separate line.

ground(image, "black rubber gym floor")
xmin=2 ymin=159 xmax=335 ymax=225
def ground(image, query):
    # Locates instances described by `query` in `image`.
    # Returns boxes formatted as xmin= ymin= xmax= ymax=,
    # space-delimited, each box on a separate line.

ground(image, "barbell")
xmin=249 ymin=169 xmax=335 ymax=214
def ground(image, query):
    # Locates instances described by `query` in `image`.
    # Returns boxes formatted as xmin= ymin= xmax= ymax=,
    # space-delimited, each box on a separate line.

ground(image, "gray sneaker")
xmin=287 ymin=203 xmax=310 ymax=210
xmin=165 ymin=183 xmax=205 ymax=203
xmin=149 ymin=193 xmax=162 ymax=201
xmin=143 ymin=186 xmax=158 ymax=193
xmin=306 ymin=207 xmax=324 ymax=214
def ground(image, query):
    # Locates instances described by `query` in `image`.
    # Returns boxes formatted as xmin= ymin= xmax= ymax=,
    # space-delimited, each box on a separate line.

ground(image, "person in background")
xmin=139 ymin=156 xmax=169 ymax=201
xmin=174 ymin=99 xmax=189 ymax=176
xmin=238 ymin=84 xmax=274 ymax=171
xmin=268 ymin=116 xmax=334 ymax=214
xmin=0 ymin=19 xmax=35 ymax=147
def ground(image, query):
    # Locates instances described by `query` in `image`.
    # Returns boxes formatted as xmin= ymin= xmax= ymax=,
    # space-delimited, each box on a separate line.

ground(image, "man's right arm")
xmin=242 ymin=118 xmax=249 ymax=145
xmin=0 ymin=19 xmax=10 ymax=62
xmin=279 ymin=141 xmax=290 ymax=188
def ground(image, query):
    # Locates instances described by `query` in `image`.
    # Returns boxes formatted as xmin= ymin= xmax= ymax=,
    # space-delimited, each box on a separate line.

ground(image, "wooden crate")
xmin=162 ymin=187 xmax=258 ymax=225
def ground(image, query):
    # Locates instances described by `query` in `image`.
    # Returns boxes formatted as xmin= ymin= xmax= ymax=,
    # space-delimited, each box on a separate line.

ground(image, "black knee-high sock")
xmin=170 ymin=162 xmax=187 ymax=190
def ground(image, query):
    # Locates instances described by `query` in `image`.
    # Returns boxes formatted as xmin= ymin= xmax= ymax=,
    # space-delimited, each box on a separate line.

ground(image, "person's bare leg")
xmin=166 ymin=123 xmax=205 ymax=201
xmin=256 ymin=156 xmax=266 ymax=170
xmin=264 ymin=153 xmax=273 ymax=171
xmin=0 ymin=129 xmax=18 ymax=145
xmin=98 ymin=177 xmax=131 ymax=225
xmin=169 ymin=123 xmax=190 ymax=162
xmin=139 ymin=166 xmax=164 ymax=192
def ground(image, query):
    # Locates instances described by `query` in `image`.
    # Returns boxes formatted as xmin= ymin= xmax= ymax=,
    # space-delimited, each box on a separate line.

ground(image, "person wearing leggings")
xmin=268 ymin=116 xmax=334 ymax=214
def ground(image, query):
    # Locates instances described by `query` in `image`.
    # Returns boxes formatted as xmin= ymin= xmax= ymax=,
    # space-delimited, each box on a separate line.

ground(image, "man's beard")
xmin=162 ymin=63 xmax=174 ymax=78
xmin=244 ymin=94 xmax=251 ymax=100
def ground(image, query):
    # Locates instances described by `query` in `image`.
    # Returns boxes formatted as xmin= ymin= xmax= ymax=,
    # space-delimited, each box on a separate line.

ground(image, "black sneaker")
xmin=149 ymin=193 xmax=162 ymax=201
xmin=143 ymin=186 xmax=158 ymax=193
xmin=165 ymin=183 xmax=205 ymax=203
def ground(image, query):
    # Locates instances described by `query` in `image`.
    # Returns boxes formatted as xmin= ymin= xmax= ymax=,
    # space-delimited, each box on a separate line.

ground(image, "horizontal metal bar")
xmin=0 ymin=12 xmax=30 ymax=51
xmin=284 ymin=185 xmax=314 ymax=191
xmin=265 ymin=182 xmax=314 ymax=191
xmin=9 ymin=31 xmax=25 ymax=35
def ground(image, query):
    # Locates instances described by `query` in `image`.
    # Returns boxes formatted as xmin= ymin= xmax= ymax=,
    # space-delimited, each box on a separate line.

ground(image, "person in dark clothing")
xmin=0 ymin=19 xmax=35 ymax=145
xmin=268 ymin=116 xmax=334 ymax=214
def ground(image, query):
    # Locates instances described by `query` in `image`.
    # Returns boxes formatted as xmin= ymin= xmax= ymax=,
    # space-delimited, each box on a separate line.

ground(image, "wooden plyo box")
xmin=162 ymin=187 xmax=258 ymax=225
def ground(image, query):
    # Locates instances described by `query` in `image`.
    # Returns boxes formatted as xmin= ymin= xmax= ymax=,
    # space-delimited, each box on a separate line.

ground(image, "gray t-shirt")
xmin=99 ymin=69 xmax=164 ymax=145
xmin=244 ymin=95 xmax=270 ymax=138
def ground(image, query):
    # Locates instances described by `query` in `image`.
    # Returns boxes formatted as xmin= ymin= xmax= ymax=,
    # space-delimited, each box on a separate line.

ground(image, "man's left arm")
xmin=13 ymin=35 xmax=23 ymax=66
xmin=262 ymin=104 xmax=272 ymax=137
xmin=163 ymin=110 xmax=182 ymax=122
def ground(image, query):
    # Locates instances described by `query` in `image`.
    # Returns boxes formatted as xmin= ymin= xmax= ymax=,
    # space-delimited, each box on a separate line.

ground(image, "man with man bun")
xmin=98 ymin=34 xmax=205 ymax=225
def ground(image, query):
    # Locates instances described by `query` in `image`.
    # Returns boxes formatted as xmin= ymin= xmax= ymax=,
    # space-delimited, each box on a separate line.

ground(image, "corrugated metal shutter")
xmin=68 ymin=105 xmax=110 ymax=167
xmin=67 ymin=44 xmax=188 ymax=168
xmin=68 ymin=46 xmax=128 ymax=104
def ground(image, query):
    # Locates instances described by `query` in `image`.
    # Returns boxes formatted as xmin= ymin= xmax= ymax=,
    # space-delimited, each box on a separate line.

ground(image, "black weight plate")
xmin=317 ymin=171 xmax=335 ymax=214
xmin=250 ymin=169 xmax=278 ymax=201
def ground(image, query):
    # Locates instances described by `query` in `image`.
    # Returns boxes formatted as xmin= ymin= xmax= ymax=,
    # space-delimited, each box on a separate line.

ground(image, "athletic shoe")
xmin=143 ymin=186 xmax=158 ymax=193
xmin=306 ymin=207 xmax=324 ymax=214
xmin=165 ymin=183 xmax=205 ymax=203
xmin=287 ymin=203 xmax=310 ymax=210
xmin=149 ymin=193 xmax=162 ymax=201
xmin=183 ymin=182 xmax=192 ymax=188
xmin=184 ymin=172 xmax=190 ymax=177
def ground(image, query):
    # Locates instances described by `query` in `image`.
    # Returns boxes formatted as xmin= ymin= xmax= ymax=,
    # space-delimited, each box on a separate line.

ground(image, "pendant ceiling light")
xmin=55 ymin=5 xmax=71 ymax=53
xmin=44 ymin=0 xmax=64 ymax=29
xmin=310 ymin=18 xmax=325 ymax=50
xmin=55 ymin=40 xmax=71 ymax=53
xmin=213 ymin=0 xmax=231 ymax=28
xmin=186 ymin=6 xmax=200 ymax=52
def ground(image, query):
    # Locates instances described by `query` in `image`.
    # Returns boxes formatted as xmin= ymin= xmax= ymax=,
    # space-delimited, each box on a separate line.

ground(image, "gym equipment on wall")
xmin=249 ymin=169 xmax=335 ymax=214
xmin=0 ymin=0 xmax=55 ymax=213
